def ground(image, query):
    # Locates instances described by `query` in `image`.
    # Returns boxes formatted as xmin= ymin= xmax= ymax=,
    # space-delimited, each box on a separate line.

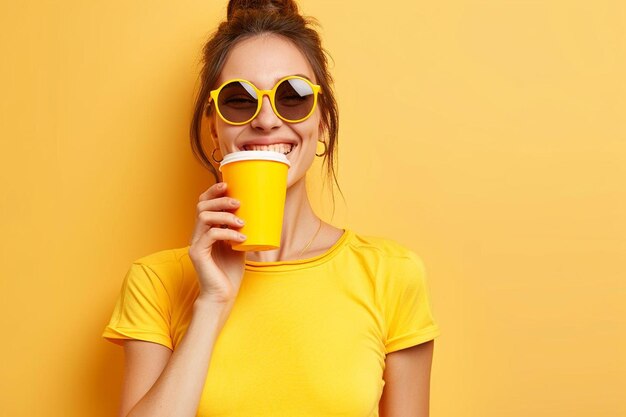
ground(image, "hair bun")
xmin=227 ymin=0 xmax=299 ymax=20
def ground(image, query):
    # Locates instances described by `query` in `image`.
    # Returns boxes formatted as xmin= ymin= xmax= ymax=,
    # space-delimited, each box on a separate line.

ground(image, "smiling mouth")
xmin=242 ymin=143 xmax=295 ymax=155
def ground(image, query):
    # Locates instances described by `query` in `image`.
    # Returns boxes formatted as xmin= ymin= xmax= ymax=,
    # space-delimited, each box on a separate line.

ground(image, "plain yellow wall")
xmin=1 ymin=1 xmax=624 ymax=416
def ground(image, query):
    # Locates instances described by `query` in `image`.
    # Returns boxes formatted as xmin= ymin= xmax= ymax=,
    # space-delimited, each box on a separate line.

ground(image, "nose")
xmin=250 ymin=95 xmax=282 ymax=130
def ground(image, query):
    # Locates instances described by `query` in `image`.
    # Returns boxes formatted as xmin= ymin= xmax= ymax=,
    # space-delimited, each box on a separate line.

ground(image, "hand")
xmin=188 ymin=182 xmax=247 ymax=304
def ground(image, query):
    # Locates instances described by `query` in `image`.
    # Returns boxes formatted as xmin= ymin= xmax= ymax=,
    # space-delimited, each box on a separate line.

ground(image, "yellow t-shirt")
xmin=102 ymin=229 xmax=441 ymax=417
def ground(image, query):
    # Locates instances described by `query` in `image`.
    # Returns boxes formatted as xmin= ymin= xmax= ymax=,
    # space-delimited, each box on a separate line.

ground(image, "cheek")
xmin=215 ymin=124 xmax=243 ymax=150
xmin=296 ymin=127 xmax=320 ymax=153
xmin=300 ymin=115 xmax=322 ymax=141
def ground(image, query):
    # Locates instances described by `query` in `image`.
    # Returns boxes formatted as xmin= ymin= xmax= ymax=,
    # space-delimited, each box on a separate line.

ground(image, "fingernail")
xmin=231 ymin=199 xmax=240 ymax=206
xmin=236 ymin=218 xmax=244 ymax=225
xmin=238 ymin=233 xmax=246 ymax=240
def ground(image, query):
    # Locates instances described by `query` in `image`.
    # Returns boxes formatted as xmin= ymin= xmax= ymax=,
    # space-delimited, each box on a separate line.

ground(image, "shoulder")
xmin=133 ymin=247 xmax=189 ymax=268
xmin=133 ymin=246 xmax=189 ymax=267
xmin=346 ymin=230 xmax=424 ymax=265
xmin=344 ymin=231 xmax=429 ymax=294
xmin=127 ymin=246 xmax=191 ymax=290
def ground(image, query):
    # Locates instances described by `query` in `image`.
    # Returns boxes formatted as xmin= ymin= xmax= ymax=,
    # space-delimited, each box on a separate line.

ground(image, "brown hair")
xmin=189 ymin=0 xmax=341 ymax=199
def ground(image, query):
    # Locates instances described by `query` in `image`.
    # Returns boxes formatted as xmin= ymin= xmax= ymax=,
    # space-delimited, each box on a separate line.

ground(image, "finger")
xmin=189 ymin=211 xmax=235 ymax=246
xmin=196 ymin=196 xmax=240 ymax=214
xmin=198 ymin=211 xmax=245 ymax=229
xmin=195 ymin=226 xmax=246 ymax=249
xmin=198 ymin=182 xmax=228 ymax=202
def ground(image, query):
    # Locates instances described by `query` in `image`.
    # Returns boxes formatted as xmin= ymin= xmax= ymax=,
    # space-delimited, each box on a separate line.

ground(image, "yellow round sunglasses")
xmin=208 ymin=75 xmax=322 ymax=125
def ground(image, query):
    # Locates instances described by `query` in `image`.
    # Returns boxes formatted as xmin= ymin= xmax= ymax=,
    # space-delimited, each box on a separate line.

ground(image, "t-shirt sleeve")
xmin=381 ymin=252 xmax=441 ymax=354
xmin=101 ymin=262 xmax=174 ymax=350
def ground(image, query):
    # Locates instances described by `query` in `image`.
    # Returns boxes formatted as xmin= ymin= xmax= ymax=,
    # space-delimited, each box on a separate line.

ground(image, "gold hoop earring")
xmin=211 ymin=148 xmax=223 ymax=163
xmin=316 ymin=140 xmax=327 ymax=157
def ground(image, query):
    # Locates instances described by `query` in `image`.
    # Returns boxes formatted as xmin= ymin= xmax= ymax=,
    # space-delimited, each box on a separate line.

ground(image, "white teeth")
xmin=243 ymin=144 xmax=294 ymax=155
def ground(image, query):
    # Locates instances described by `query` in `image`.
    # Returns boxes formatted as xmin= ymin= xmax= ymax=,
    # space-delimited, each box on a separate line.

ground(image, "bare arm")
xmin=120 ymin=297 xmax=233 ymax=417
xmin=118 ymin=182 xmax=246 ymax=417
xmin=118 ymin=340 xmax=171 ymax=417
xmin=379 ymin=340 xmax=435 ymax=417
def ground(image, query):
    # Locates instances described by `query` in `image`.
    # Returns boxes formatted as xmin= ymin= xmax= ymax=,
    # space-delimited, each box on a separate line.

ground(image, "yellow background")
xmin=1 ymin=1 xmax=624 ymax=416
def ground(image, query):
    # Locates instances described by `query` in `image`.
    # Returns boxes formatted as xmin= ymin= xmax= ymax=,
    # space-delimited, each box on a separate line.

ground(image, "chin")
xmin=286 ymin=170 xmax=307 ymax=190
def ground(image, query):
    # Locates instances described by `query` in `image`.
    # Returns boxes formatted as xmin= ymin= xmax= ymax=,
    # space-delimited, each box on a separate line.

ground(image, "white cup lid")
xmin=219 ymin=150 xmax=291 ymax=171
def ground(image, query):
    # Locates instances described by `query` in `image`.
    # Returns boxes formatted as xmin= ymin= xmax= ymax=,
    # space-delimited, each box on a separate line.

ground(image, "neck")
xmin=245 ymin=176 xmax=320 ymax=262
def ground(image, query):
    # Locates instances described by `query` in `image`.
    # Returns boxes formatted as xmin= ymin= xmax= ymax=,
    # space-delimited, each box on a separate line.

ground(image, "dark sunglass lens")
xmin=217 ymin=81 xmax=258 ymax=123
xmin=275 ymin=78 xmax=315 ymax=121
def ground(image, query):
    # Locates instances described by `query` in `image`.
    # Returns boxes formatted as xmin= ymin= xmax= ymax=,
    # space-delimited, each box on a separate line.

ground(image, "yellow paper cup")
xmin=219 ymin=150 xmax=290 ymax=251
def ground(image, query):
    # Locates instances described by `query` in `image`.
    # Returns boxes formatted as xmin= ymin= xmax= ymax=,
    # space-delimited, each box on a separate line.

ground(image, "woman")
xmin=102 ymin=1 xmax=441 ymax=416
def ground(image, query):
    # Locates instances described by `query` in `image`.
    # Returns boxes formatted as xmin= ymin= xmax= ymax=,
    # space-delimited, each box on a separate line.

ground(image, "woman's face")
xmin=207 ymin=34 xmax=322 ymax=188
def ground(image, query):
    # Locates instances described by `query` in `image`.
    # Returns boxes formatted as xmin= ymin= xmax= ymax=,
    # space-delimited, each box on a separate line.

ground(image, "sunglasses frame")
xmin=208 ymin=75 xmax=322 ymax=125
